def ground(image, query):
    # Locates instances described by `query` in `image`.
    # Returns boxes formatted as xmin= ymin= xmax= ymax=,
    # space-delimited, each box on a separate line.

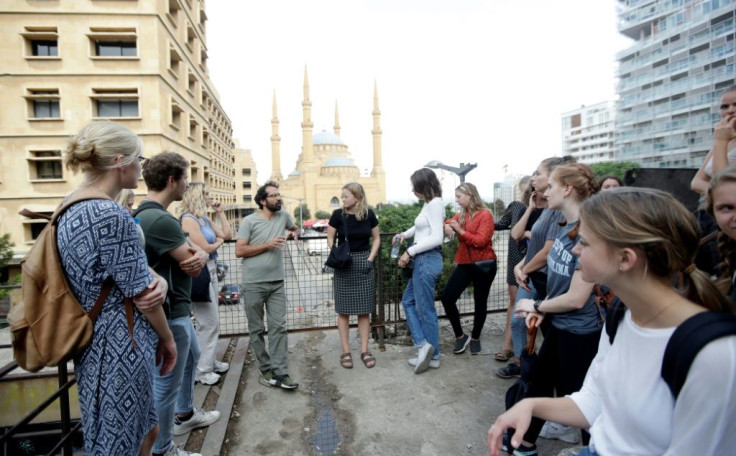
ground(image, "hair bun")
xmin=64 ymin=135 xmax=95 ymax=172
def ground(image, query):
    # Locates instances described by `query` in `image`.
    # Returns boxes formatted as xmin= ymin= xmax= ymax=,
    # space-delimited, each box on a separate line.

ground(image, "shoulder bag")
xmin=325 ymin=214 xmax=353 ymax=269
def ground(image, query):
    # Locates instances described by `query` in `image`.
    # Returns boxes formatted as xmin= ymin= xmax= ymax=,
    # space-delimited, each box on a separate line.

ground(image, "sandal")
xmin=494 ymin=349 xmax=514 ymax=362
xmin=360 ymin=351 xmax=376 ymax=369
xmin=340 ymin=352 xmax=353 ymax=369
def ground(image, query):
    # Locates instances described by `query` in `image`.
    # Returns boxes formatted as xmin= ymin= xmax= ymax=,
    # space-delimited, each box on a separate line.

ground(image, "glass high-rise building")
xmin=614 ymin=0 xmax=735 ymax=168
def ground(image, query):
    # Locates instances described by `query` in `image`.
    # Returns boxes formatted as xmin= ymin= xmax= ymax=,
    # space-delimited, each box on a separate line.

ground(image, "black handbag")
xmin=178 ymin=214 xmax=212 ymax=302
xmin=191 ymin=264 xmax=211 ymax=302
xmin=325 ymin=214 xmax=353 ymax=269
xmin=467 ymin=234 xmax=495 ymax=274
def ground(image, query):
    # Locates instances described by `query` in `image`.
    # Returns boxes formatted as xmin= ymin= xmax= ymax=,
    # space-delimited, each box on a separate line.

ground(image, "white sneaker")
xmin=195 ymin=371 xmax=220 ymax=385
xmin=213 ymin=360 xmax=230 ymax=373
xmin=173 ymin=407 xmax=221 ymax=436
xmin=414 ymin=342 xmax=435 ymax=374
xmin=407 ymin=357 xmax=440 ymax=369
xmin=539 ymin=421 xmax=580 ymax=444
xmin=162 ymin=444 xmax=202 ymax=456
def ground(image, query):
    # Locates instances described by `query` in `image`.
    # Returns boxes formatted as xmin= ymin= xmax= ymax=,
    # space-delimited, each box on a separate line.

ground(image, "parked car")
xmin=216 ymin=262 xmax=228 ymax=282
xmin=218 ymin=284 xmax=240 ymax=305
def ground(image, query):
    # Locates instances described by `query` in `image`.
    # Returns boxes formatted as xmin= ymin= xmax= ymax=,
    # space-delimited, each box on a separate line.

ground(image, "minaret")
xmin=333 ymin=100 xmax=341 ymax=137
xmin=371 ymin=80 xmax=383 ymax=171
xmin=301 ymin=66 xmax=314 ymax=165
xmin=371 ymin=80 xmax=386 ymax=204
xmin=270 ymin=90 xmax=283 ymax=182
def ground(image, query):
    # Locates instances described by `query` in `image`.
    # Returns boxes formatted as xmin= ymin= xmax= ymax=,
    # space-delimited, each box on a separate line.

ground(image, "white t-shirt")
xmin=704 ymin=146 xmax=736 ymax=177
xmin=568 ymin=311 xmax=736 ymax=455
xmin=402 ymin=197 xmax=444 ymax=257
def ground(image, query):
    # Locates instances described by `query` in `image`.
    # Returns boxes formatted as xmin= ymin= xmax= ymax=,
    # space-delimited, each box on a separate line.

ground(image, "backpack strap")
xmin=88 ymin=277 xmax=115 ymax=322
xmin=661 ymin=311 xmax=736 ymax=399
xmin=132 ymin=200 xmax=162 ymax=218
xmin=605 ymin=298 xmax=627 ymax=344
xmin=84 ymin=270 xmax=138 ymax=349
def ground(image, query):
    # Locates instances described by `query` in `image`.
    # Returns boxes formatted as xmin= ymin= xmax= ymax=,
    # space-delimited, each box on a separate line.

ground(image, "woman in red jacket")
xmin=441 ymin=182 xmax=497 ymax=355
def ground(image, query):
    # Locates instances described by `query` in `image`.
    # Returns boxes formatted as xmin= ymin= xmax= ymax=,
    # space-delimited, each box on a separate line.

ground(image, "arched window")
xmin=330 ymin=196 xmax=340 ymax=209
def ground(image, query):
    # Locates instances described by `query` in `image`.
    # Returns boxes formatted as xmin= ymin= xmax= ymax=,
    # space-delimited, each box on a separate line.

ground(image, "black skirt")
xmin=333 ymin=250 xmax=376 ymax=315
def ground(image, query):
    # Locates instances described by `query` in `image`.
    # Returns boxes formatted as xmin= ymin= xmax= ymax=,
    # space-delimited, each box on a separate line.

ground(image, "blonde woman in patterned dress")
xmin=60 ymin=121 xmax=175 ymax=455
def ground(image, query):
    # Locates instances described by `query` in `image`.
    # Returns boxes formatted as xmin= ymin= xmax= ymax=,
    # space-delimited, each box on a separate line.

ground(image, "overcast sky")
xmin=206 ymin=0 xmax=632 ymax=203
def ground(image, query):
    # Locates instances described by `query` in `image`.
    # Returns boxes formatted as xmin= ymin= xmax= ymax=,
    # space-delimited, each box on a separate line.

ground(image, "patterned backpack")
xmin=8 ymin=187 xmax=134 ymax=372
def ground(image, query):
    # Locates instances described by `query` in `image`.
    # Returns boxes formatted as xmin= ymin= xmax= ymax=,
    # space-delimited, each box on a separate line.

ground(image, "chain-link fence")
xmin=214 ymin=230 xmax=512 ymax=343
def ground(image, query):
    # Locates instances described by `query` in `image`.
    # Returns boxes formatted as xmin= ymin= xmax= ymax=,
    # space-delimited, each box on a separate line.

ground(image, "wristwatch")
xmin=533 ymin=300 xmax=543 ymax=313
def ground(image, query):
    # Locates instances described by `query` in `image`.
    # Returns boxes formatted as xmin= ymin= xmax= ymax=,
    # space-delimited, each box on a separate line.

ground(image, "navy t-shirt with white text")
xmin=545 ymin=221 xmax=600 ymax=334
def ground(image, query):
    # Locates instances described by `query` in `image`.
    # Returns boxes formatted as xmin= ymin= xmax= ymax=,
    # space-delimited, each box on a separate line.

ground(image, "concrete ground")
xmin=222 ymin=313 xmax=582 ymax=456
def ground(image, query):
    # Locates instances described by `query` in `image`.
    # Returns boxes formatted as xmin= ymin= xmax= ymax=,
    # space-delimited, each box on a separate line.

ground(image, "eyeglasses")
xmin=266 ymin=193 xmax=282 ymax=199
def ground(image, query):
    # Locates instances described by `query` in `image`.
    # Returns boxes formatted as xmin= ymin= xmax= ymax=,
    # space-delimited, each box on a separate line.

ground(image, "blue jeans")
xmin=153 ymin=316 xmax=200 ymax=453
xmin=573 ymin=447 xmax=599 ymax=456
xmin=511 ymin=281 xmax=536 ymax=358
xmin=402 ymin=249 xmax=443 ymax=360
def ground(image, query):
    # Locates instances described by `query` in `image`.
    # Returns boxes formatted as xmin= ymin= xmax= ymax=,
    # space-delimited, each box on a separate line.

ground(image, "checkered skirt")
xmin=333 ymin=250 xmax=376 ymax=315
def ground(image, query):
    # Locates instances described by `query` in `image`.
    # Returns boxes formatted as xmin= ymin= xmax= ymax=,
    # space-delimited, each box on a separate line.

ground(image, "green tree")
xmin=314 ymin=210 xmax=331 ymax=220
xmin=374 ymin=202 xmax=423 ymax=234
xmin=375 ymin=202 xmax=458 ymax=298
xmin=293 ymin=204 xmax=311 ymax=225
xmin=493 ymin=199 xmax=506 ymax=218
xmin=590 ymin=161 xmax=640 ymax=182
xmin=0 ymin=233 xmax=15 ymax=299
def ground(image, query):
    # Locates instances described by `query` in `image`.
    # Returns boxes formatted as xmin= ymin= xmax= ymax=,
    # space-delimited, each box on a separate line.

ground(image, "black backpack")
xmin=605 ymin=301 xmax=736 ymax=398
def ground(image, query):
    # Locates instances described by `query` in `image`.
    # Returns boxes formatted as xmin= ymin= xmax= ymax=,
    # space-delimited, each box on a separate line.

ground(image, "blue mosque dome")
xmin=324 ymin=156 xmax=355 ymax=167
xmin=313 ymin=130 xmax=345 ymax=145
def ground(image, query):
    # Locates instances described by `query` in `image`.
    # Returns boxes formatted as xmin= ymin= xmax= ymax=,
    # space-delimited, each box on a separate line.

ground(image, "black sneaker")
xmin=502 ymin=433 xmax=538 ymax=456
xmin=469 ymin=339 xmax=481 ymax=355
xmin=453 ymin=334 xmax=471 ymax=354
xmin=496 ymin=363 xmax=521 ymax=379
xmin=270 ymin=374 xmax=299 ymax=390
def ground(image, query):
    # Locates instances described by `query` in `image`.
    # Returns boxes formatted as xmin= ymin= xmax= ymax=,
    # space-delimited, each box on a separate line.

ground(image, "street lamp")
xmin=282 ymin=196 xmax=305 ymax=226
xmin=425 ymin=160 xmax=477 ymax=183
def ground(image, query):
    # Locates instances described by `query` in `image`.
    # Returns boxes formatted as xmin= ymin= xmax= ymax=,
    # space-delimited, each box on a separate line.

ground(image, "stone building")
xmin=234 ymin=142 xmax=259 ymax=220
xmin=271 ymin=69 xmax=386 ymax=219
xmin=0 ymin=0 xmax=236 ymax=256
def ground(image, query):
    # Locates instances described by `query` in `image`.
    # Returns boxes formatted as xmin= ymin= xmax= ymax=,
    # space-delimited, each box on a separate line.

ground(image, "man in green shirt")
xmin=236 ymin=180 xmax=300 ymax=389
xmin=137 ymin=152 xmax=220 ymax=456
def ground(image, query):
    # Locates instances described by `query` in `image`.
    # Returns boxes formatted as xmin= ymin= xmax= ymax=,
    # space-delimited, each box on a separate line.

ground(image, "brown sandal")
xmin=340 ymin=352 xmax=353 ymax=369
xmin=360 ymin=351 xmax=376 ymax=368
xmin=494 ymin=349 xmax=514 ymax=362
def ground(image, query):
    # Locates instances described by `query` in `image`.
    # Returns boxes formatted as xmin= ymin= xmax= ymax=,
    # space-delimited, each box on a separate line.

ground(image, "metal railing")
xmin=213 ymin=231 xmax=511 ymax=345
xmin=0 ymin=360 xmax=80 ymax=456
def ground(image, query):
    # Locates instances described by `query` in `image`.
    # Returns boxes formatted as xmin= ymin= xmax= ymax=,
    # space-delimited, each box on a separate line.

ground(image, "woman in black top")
xmin=493 ymin=176 xmax=532 ymax=361
xmin=327 ymin=182 xmax=380 ymax=368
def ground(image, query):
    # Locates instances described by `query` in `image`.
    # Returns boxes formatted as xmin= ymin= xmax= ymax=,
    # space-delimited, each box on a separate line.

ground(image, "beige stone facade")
xmin=0 ymin=0 xmax=236 ymax=257
xmin=233 ymin=141 xmax=259 ymax=222
xmin=272 ymin=69 xmax=386 ymax=220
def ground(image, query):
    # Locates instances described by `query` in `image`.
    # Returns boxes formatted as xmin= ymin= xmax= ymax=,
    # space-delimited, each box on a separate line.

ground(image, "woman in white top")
xmin=488 ymin=187 xmax=736 ymax=456
xmin=691 ymin=84 xmax=736 ymax=195
xmin=395 ymin=168 xmax=445 ymax=374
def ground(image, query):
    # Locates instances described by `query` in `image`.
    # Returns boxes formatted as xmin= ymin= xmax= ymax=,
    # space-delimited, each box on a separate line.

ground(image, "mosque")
xmin=268 ymin=68 xmax=386 ymax=218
